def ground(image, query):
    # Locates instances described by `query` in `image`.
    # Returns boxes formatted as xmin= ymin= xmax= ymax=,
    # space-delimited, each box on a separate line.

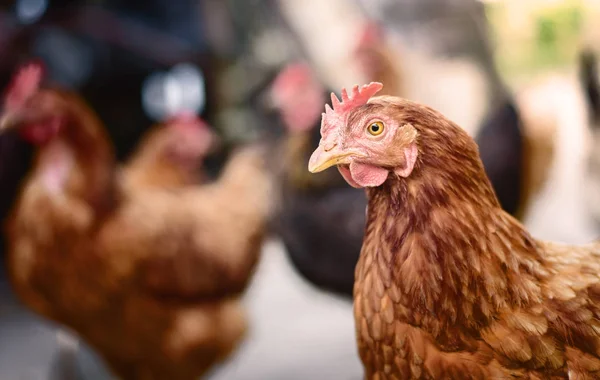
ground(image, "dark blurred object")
xmin=476 ymin=100 xmax=524 ymax=217
xmin=580 ymin=48 xmax=600 ymax=125
xmin=579 ymin=48 xmax=600 ymax=227
xmin=0 ymin=131 xmax=34 ymax=258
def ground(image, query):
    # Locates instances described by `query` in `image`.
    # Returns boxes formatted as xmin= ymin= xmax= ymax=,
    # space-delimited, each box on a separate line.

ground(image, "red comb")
xmin=321 ymin=82 xmax=384 ymax=136
xmin=272 ymin=62 xmax=314 ymax=98
xmin=356 ymin=22 xmax=384 ymax=51
xmin=4 ymin=60 xmax=45 ymax=109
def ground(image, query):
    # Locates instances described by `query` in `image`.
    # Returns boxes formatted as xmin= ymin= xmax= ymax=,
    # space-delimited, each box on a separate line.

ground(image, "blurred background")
xmin=1 ymin=0 xmax=600 ymax=379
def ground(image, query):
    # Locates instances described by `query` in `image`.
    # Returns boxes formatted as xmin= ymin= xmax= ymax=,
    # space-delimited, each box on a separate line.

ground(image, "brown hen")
xmin=1 ymin=62 xmax=272 ymax=380
xmin=122 ymin=113 xmax=218 ymax=190
xmin=309 ymin=82 xmax=600 ymax=379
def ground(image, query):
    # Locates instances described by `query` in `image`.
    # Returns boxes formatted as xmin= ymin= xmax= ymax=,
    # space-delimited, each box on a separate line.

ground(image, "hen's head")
xmin=131 ymin=113 xmax=217 ymax=172
xmin=271 ymin=62 xmax=325 ymax=133
xmin=162 ymin=113 xmax=218 ymax=164
xmin=354 ymin=22 xmax=386 ymax=79
xmin=0 ymin=61 xmax=66 ymax=145
xmin=308 ymin=82 xmax=482 ymax=189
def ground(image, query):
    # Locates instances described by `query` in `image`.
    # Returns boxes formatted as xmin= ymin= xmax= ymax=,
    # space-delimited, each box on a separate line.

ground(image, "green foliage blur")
xmin=487 ymin=0 xmax=586 ymax=83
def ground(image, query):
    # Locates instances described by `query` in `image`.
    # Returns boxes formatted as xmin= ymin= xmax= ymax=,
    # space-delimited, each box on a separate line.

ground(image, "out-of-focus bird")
xmin=0 ymin=61 xmax=273 ymax=380
xmin=270 ymin=62 xmax=366 ymax=297
xmin=122 ymin=113 xmax=219 ymax=190
xmin=309 ymin=82 xmax=600 ymax=379
xmin=579 ymin=48 xmax=600 ymax=227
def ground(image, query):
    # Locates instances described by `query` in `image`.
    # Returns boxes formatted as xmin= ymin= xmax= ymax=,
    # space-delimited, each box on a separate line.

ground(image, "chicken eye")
xmin=367 ymin=121 xmax=384 ymax=136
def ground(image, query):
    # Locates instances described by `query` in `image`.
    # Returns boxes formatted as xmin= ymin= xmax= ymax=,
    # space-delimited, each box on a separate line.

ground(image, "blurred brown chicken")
xmin=0 ymin=62 xmax=273 ymax=380
xmin=122 ymin=113 xmax=219 ymax=190
xmin=309 ymin=82 xmax=600 ymax=379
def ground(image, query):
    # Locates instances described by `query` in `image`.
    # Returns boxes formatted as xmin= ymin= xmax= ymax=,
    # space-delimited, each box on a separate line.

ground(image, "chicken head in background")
xmin=579 ymin=48 xmax=600 ymax=228
xmin=0 ymin=61 xmax=116 ymax=218
xmin=353 ymin=22 xmax=404 ymax=97
xmin=309 ymin=82 xmax=600 ymax=379
xmin=123 ymin=113 xmax=220 ymax=190
xmin=270 ymin=62 xmax=366 ymax=298
xmin=272 ymin=62 xmax=326 ymax=134
xmin=271 ymin=62 xmax=341 ymax=189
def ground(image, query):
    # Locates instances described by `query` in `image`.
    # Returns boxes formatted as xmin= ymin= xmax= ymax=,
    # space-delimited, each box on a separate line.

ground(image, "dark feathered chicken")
xmin=271 ymin=63 xmax=366 ymax=297
xmin=579 ymin=48 xmax=600 ymax=227
xmin=475 ymin=100 xmax=524 ymax=217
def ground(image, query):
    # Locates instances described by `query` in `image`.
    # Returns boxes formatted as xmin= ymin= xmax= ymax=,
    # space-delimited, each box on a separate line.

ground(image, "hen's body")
xmin=8 ymin=144 xmax=270 ymax=379
xmin=3 ymin=73 xmax=272 ymax=379
xmin=352 ymin=101 xmax=600 ymax=379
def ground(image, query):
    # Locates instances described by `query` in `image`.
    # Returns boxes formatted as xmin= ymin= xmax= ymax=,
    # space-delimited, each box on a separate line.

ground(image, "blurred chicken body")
xmin=309 ymin=83 xmax=600 ymax=379
xmin=122 ymin=114 xmax=218 ymax=191
xmin=1 ymin=63 xmax=272 ymax=380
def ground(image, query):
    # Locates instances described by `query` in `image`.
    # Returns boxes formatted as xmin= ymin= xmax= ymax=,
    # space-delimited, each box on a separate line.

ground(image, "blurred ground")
xmin=0 ymin=69 xmax=599 ymax=379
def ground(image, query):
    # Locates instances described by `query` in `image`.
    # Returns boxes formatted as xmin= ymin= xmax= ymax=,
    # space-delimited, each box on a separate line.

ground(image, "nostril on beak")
xmin=323 ymin=142 xmax=337 ymax=152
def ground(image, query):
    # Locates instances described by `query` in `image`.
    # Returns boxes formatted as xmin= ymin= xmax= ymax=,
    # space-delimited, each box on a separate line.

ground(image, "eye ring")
xmin=367 ymin=121 xmax=385 ymax=136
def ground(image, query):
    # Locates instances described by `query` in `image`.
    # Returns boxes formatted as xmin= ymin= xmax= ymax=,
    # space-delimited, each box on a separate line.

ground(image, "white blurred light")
xmin=142 ymin=72 xmax=169 ymax=122
xmin=141 ymin=63 xmax=206 ymax=122
xmin=16 ymin=0 xmax=48 ymax=24
xmin=170 ymin=63 xmax=206 ymax=116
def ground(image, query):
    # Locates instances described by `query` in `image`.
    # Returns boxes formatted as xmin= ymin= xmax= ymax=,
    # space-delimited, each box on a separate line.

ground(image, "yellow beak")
xmin=0 ymin=112 xmax=17 ymax=133
xmin=308 ymin=144 xmax=354 ymax=173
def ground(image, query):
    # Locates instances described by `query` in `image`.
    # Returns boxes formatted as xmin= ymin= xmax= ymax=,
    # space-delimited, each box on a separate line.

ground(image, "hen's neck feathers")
xmin=362 ymin=108 xmax=548 ymax=335
xmin=40 ymin=90 xmax=118 ymax=217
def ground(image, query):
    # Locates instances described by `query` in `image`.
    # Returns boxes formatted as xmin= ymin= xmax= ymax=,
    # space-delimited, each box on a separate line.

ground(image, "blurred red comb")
xmin=5 ymin=60 xmax=45 ymax=109
xmin=272 ymin=62 xmax=314 ymax=97
xmin=166 ymin=112 xmax=209 ymax=131
xmin=321 ymin=82 xmax=383 ymax=136
xmin=356 ymin=22 xmax=384 ymax=51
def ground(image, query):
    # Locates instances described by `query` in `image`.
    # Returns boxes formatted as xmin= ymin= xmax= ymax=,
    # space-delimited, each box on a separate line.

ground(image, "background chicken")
xmin=270 ymin=62 xmax=366 ymax=297
xmin=1 ymin=62 xmax=273 ymax=380
xmin=122 ymin=113 xmax=219 ymax=191
xmin=579 ymin=48 xmax=600 ymax=228
xmin=308 ymin=82 xmax=600 ymax=379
